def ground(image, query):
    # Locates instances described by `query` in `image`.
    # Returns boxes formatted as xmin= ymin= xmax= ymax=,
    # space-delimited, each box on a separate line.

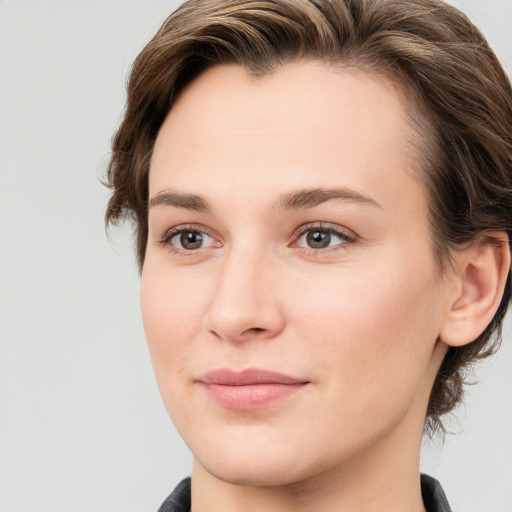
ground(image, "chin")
xmin=188 ymin=422 xmax=359 ymax=491
xmin=200 ymin=454 xmax=316 ymax=487
xmin=188 ymin=426 xmax=323 ymax=487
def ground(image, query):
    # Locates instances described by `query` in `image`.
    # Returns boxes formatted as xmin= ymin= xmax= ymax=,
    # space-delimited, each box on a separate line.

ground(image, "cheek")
xmin=140 ymin=266 xmax=209 ymax=390
xmin=293 ymin=254 xmax=441 ymax=416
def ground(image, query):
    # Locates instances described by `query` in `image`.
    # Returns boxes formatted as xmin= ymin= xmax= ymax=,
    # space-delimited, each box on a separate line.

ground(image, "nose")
xmin=203 ymin=247 xmax=286 ymax=343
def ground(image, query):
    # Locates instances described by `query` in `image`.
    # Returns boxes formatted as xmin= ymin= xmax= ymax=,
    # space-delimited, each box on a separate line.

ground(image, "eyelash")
xmin=158 ymin=222 xmax=357 ymax=256
xmin=291 ymin=223 xmax=357 ymax=254
xmin=159 ymin=224 xmax=219 ymax=256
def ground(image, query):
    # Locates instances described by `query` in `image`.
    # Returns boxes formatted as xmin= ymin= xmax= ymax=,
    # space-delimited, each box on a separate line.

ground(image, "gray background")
xmin=0 ymin=1 xmax=510 ymax=511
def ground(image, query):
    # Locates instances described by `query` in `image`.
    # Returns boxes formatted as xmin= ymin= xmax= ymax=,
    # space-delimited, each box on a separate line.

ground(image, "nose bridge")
xmin=204 ymin=239 xmax=284 ymax=341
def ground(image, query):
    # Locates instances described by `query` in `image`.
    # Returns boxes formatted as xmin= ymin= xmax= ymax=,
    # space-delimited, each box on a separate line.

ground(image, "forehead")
xmin=150 ymin=61 xmax=424 ymax=212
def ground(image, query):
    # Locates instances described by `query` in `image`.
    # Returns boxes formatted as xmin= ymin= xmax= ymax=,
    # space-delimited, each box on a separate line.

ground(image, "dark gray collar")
xmin=421 ymin=474 xmax=453 ymax=512
xmin=157 ymin=477 xmax=191 ymax=512
xmin=157 ymin=474 xmax=452 ymax=512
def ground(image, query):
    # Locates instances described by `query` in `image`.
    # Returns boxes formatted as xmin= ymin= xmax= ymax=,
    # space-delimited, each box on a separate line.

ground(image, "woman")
xmin=105 ymin=1 xmax=512 ymax=510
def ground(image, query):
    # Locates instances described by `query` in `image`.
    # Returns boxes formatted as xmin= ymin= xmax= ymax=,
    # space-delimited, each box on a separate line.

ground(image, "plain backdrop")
xmin=0 ymin=1 xmax=511 ymax=511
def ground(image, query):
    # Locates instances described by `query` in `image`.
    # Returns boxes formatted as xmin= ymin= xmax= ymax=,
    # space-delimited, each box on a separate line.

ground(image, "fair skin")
xmin=141 ymin=62 xmax=509 ymax=512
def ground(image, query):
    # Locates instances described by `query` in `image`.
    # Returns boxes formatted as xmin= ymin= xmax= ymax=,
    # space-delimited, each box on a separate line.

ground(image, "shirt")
xmin=157 ymin=474 xmax=452 ymax=512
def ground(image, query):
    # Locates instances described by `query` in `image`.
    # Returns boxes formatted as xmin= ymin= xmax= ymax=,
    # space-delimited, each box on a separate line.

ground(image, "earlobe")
xmin=439 ymin=232 xmax=511 ymax=348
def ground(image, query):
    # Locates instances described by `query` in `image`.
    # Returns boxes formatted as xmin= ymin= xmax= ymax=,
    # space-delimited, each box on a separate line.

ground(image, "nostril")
xmin=244 ymin=327 xmax=265 ymax=334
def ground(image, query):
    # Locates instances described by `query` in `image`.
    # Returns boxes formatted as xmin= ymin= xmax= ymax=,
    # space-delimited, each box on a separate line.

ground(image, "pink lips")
xmin=197 ymin=368 xmax=309 ymax=410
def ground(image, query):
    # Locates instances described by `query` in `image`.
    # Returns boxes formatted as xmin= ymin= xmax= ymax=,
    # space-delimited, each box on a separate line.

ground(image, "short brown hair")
xmin=105 ymin=0 xmax=512 ymax=433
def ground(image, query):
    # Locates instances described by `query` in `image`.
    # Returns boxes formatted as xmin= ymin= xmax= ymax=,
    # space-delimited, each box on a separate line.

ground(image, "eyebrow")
xmin=274 ymin=187 xmax=381 ymax=210
xmin=147 ymin=187 xmax=381 ymax=212
xmin=148 ymin=190 xmax=211 ymax=211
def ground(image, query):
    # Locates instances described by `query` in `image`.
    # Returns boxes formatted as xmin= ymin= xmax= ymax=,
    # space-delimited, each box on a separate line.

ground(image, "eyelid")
xmin=156 ymin=221 xmax=357 ymax=256
xmin=158 ymin=223 xmax=222 ymax=252
xmin=291 ymin=222 xmax=358 ymax=251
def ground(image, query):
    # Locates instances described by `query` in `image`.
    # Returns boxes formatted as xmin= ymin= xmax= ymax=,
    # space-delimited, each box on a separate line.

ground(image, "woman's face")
xmin=142 ymin=62 xmax=451 ymax=485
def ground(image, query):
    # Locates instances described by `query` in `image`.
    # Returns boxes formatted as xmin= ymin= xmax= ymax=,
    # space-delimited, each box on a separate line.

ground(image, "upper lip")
xmin=197 ymin=368 xmax=309 ymax=386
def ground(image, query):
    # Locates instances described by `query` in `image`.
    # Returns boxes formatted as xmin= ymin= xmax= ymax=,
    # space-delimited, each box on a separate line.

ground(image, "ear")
xmin=439 ymin=232 xmax=511 ymax=347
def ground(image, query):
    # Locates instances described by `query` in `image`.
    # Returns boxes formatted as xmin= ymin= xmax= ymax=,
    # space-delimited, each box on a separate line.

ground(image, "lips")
xmin=197 ymin=368 xmax=309 ymax=410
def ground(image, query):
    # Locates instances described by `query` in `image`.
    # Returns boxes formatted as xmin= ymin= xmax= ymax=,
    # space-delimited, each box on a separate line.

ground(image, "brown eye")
xmin=170 ymin=230 xmax=214 ymax=250
xmin=179 ymin=231 xmax=203 ymax=250
xmin=295 ymin=225 xmax=355 ymax=251
xmin=305 ymin=230 xmax=331 ymax=249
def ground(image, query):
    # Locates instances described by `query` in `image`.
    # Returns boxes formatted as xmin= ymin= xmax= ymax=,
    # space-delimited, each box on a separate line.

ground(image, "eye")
xmin=174 ymin=230 xmax=210 ymax=250
xmin=302 ymin=230 xmax=334 ymax=249
xmin=161 ymin=226 xmax=218 ymax=252
xmin=294 ymin=224 xmax=356 ymax=251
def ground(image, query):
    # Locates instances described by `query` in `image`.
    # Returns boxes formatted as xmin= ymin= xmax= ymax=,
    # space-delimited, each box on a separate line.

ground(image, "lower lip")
xmin=202 ymin=383 xmax=307 ymax=410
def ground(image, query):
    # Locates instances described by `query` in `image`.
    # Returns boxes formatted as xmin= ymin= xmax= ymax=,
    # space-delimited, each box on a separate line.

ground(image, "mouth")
xmin=196 ymin=368 xmax=310 ymax=410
